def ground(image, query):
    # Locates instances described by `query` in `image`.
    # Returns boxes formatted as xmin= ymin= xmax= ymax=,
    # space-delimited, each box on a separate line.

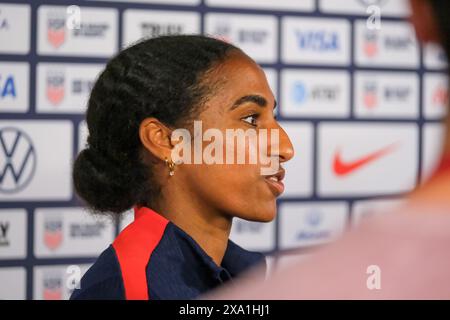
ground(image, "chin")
xmin=245 ymin=203 xmax=277 ymax=223
xmin=256 ymin=214 xmax=276 ymax=223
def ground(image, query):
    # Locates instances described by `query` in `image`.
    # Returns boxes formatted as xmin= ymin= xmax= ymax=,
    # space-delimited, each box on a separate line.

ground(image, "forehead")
xmin=206 ymin=51 xmax=274 ymax=104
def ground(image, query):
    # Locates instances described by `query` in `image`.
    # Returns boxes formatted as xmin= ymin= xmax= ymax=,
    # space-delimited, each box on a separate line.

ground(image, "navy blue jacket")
xmin=70 ymin=206 xmax=266 ymax=300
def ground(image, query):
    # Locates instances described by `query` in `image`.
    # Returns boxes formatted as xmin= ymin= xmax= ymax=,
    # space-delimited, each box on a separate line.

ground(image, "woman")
xmin=70 ymin=35 xmax=294 ymax=300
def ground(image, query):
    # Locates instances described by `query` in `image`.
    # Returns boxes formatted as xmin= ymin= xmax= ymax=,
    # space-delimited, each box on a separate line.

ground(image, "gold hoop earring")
xmin=164 ymin=157 xmax=176 ymax=176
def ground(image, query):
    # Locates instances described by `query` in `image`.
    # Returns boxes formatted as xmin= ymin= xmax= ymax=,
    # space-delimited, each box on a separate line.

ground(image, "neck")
xmin=151 ymin=179 xmax=232 ymax=266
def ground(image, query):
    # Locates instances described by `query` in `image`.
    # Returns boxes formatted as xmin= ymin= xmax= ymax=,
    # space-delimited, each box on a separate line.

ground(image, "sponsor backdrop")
xmin=0 ymin=0 xmax=448 ymax=299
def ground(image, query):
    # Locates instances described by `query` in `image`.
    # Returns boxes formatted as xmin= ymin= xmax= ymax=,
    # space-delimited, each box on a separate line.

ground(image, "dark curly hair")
xmin=73 ymin=35 xmax=240 ymax=215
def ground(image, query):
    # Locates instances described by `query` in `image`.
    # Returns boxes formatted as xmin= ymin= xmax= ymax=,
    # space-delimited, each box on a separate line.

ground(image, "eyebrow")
xmin=230 ymin=94 xmax=277 ymax=111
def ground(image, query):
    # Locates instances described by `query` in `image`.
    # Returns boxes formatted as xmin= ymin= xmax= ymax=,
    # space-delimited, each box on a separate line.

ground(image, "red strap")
xmin=112 ymin=206 xmax=169 ymax=300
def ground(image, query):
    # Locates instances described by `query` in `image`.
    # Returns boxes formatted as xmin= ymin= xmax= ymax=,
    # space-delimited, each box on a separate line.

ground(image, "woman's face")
xmin=173 ymin=51 xmax=294 ymax=222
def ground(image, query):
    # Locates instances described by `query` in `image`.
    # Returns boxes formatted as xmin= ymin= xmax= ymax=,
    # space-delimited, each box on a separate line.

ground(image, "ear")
xmin=139 ymin=117 xmax=174 ymax=161
xmin=409 ymin=0 xmax=442 ymax=44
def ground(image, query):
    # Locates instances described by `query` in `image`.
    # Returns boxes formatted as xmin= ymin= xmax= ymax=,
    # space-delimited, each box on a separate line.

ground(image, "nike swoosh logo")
xmin=333 ymin=143 xmax=399 ymax=176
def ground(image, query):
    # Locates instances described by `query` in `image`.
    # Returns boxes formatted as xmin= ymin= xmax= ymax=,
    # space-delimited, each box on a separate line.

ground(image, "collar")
xmin=133 ymin=206 xmax=266 ymax=282
xmin=173 ymin=224 xmax=266 ymax=281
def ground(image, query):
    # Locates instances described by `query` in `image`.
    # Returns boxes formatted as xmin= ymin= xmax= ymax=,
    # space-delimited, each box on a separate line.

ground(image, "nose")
xmin=277 ymin=124 xmax=294 ymax=163
xmin=267 ymin=122 xmax=294 ymax=163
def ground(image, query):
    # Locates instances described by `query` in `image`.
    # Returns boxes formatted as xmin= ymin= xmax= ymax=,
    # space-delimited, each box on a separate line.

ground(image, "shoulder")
xmin=70 ymin=245 xmax=125 ymax=300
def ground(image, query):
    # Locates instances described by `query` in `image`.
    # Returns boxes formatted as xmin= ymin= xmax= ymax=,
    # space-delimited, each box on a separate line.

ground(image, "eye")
xmin=241 ymin=114 xmax=259 ymax=126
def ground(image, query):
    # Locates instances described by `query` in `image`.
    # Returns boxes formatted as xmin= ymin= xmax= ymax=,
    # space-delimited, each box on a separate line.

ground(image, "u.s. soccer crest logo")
xmin=363 ymin=31 xmax=379 ymax=58
xmin=46 ymin=71 xmax=65 ymax=106
xmin=47 ymin=11 xmax=66 ymax=49
xmin=43 ymin=272 xmax=63 ymax=300
xmin=363 ymin=81 xmax=378 ymax=109
xmin=44 ymin=217 xmax=63 ymax=251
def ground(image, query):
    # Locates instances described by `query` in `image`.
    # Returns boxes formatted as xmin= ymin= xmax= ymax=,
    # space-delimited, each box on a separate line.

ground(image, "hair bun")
xmin=73 ymin=148 xmax=137 ymax=214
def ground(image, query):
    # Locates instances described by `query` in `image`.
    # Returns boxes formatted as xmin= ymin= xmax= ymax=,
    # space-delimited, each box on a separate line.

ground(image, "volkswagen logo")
xmin=0 ymin=127 xmax=37 ymax=193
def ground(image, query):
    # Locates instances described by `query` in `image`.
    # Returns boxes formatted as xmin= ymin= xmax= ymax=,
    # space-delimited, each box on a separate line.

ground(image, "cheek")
xmin=224 ymin=131 xmax=260 ymax=165
xmin=183 ymin=164 xmax=260 ymax=209
xmin=185 ymin=163 xmax=277 ymax=221
xmin=191 ymin=163 xmax=258 ymax=192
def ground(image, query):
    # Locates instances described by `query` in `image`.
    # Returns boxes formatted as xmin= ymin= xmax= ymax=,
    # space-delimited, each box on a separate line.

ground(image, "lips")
xmin=263 ymin=168 xmax=285 ymax=196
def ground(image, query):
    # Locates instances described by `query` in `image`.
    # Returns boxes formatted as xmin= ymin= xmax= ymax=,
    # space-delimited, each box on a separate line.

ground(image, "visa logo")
xmin=295 ymin=30 xmax=339 ymax=51
xmin=0 ymin=74 xmax=16 ymax=98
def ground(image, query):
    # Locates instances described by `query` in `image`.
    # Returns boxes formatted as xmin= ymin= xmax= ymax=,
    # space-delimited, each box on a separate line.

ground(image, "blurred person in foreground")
xmin=206 ymin=0 xmax=450 ymax=299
